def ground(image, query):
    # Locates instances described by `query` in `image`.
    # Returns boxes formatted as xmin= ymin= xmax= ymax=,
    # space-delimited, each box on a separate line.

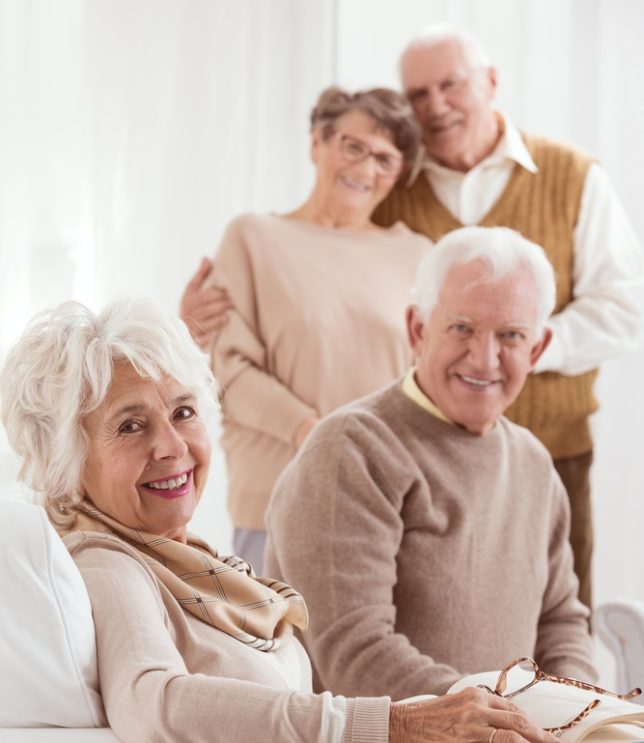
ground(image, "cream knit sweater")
xmin=211 ymin=214 xmax=431 ymax=529
xmin=65 ymin=531 xmax=391 ymax=742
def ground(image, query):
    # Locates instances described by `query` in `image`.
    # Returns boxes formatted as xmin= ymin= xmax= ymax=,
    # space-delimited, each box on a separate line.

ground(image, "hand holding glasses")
xmin=477 ymin=656 xmax=641 ymax=735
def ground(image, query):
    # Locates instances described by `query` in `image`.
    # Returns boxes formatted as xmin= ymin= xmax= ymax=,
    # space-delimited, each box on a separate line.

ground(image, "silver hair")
xmin=413 ymin=226 xmax=556 ymax=330
xmin=400 ymin=22 xmax=492 ymax=75
xmin=0 ymin=298 xmax=218 ymax=525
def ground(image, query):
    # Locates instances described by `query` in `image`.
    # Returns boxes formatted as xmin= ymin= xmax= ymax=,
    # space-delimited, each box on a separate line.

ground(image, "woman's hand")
xmin=180 ymin=258 xmax=233 ymax=349
xmin=388 ymin=687 xmax=562 ymax=743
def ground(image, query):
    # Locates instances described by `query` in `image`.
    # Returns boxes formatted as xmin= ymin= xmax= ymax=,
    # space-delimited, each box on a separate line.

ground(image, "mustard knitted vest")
xmin=374 ymin=133 xmax=597 ymax=459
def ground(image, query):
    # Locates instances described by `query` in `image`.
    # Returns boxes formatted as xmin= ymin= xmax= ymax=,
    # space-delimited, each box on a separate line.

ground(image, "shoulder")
xmin=64 ymin=531 xmax=158 ymax=583
xmin=521 ymin=132 xmax=596 ymax=173
xmin=497 ymin=417 xmax=562 ymax=483
xmin=219 ymin=212 xmax=275 ymax=241
xmin=215 ymin=213 xmax=281 ymax=268
xmin=295 ymin=383 xmax=421 ymax=474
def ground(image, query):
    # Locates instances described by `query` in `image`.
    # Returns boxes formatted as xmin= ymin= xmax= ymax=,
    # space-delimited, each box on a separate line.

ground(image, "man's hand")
xmin=180 ymin=258 xmax=232 ymax=349
xmin=389 ymin=687 xmax=562 ymax=743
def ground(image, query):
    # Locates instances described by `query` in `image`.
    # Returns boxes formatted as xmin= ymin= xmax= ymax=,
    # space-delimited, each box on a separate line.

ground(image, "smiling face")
xmin=80 ymin=362 xmax=211 ymax=542
xmin=400 ymin=37 xmax=498 ymax=171
xmin=406 ymin=260 xmax=551 ymax=435
xmin=311 ymin=109 xmax=403 ymax=217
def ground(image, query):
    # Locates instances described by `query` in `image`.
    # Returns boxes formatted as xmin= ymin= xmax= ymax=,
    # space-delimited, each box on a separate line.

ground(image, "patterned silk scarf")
xmin=70 ymin=500 xmax=308 ymax=652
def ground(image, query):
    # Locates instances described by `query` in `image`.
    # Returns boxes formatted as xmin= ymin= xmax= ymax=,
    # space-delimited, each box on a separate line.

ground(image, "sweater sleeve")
xmin=266 ymin=420 xmax=464 ymax=700
xmin=210 ymin=216 xmax=318 ymax=445
xmin=533 ymin=472 xmax=597 ymax=681
xmin=68 ymin=536 xmax=390 ymax=743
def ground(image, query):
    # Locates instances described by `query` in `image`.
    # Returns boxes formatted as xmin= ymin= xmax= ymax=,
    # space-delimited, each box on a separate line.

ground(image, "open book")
xmin=448 ymin=669 xmax=644 ymax=742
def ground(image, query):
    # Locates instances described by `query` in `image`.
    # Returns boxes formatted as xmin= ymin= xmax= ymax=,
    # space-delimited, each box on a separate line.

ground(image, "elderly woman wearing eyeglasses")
xmin=1 ymin=298 xmax=560 ymax=743
xmin=181 ymin=87 xmax=433 ymax=571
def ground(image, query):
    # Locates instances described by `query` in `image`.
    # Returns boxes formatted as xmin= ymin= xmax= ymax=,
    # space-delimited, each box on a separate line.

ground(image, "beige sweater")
xmin=64 ymin=531 xmax=390 ymax=743
xmin=265 ymin=381 xmax=596 ymax=700
xmin=211 ymin=214 xmax=431 ymax=529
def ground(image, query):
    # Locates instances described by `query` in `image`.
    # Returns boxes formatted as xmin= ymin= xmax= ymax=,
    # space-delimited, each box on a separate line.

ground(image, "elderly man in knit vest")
xmin=372 ymin=24 xmax=644 ymax=613
xmin=265 ymin=226 xmax=596 ymax=700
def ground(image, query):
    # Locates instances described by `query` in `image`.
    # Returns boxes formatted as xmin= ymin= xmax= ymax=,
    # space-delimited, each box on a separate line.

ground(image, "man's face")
xmin=400 ymin=38 xmax=497 ymax=171
xmin=406 ymin=260 xmax=551 ymax=435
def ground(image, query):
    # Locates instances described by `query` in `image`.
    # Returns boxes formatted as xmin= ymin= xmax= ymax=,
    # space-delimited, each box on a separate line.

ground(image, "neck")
xmin=287 ymin=189 xmax=376 ymax=231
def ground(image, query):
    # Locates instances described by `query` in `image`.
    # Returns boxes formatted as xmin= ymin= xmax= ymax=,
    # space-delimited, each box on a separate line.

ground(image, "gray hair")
xmin=413 ymin=226 xmax=556 ymax=330
xmin=400 ymin=22 xmax=491 ymax=74
xmin=309 ymin=86 xmax=422 ymax=167
xmin=0 ymin=298 xmax=218 ymax=525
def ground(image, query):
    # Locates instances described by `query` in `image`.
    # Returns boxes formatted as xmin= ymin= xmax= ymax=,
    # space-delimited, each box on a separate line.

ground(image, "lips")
xmin=141 ymin=470 xmax=192 ymax=500
xmin=339 ymin=174 xmax=371 ymax=192
xmin=457 ymin=374 xmax=500 ymax=390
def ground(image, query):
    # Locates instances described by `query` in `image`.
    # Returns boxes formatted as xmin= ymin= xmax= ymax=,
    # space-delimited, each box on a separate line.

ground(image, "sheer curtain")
xmin=0 ymin=0 xmax=336 ymax=548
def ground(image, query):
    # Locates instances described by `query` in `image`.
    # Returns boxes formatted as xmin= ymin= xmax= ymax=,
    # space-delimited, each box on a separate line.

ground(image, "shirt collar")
xmin=401 ymin=368 xmax=454 ymax=424
xmin=405 ymin=111 xmax=537 ymax=188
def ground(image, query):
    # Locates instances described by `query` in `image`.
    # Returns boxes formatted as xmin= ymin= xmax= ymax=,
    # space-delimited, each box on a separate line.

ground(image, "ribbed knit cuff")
xmin=342 ymin=696 xmax=390 ymax=743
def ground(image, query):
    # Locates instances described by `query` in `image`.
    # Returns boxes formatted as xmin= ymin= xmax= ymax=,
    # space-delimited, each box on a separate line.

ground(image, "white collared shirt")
xmin=416 ymin=112 xmax=644 ymax=375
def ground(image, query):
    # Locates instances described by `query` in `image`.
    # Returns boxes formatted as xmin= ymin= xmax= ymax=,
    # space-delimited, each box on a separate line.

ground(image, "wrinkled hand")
xmin=388 ymin=687 xmax=563 ymax=743
xmin=180 ymin=258 xmax=232 ymax=349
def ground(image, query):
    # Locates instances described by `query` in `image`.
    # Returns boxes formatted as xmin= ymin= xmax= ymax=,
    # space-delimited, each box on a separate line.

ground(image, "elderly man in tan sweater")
xmin=265 ymin=225 xmax=596 ymax=702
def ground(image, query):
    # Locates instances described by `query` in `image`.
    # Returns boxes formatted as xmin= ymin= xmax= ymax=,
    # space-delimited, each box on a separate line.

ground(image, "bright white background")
xmin=0 ymin=0 xmax=642 ymax=683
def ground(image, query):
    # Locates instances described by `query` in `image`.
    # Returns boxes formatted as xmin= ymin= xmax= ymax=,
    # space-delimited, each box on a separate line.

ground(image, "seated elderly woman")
xmin=0 ymin=298 xmax=560 ymax=743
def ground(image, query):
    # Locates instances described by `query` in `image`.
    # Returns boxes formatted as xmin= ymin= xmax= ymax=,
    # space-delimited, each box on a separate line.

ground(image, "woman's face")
xmin=80 ymin=361 xmax=211 ymax=542
xmin=312 ymin=109 xmax=403 ymax=216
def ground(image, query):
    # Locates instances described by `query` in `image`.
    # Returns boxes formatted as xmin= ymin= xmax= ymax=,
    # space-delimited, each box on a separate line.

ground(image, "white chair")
xmin=595 ymin=599 xmax=644 ymax=705
xmin=0 ymin=497 xmax=119 ymax=741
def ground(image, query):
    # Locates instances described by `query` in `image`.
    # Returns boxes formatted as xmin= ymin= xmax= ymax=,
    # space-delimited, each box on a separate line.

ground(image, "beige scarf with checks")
xmin=71 ymin=500 xmax=308 ymax=652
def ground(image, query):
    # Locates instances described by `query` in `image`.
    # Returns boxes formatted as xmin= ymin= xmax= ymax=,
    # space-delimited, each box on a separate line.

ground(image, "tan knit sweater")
xmin=265 ymin=381 xmax=596 ymax=700
xmin=64 ymin=531 xmax=391 ymax=742
xmin=374 ymin=134 xmax=597 ymax=459
xmin=211 ymin=214 xmax=431 ymax=529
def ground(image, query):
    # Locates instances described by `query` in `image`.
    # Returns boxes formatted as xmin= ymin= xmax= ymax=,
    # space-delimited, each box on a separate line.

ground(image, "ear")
xmin=487 ymin=66 xmax=498 ymax=98
xmin=528 ymin=326 xmax=552 ymax=368
xmin=310 ymin=128 xmax=321 ymax=164
xmin=405 ymin=305 xmax=426 ymax=357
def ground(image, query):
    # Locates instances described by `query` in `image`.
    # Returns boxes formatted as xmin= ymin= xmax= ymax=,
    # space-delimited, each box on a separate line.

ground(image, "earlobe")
xmin=529 ymin=327 xmax=552 ymax=367
xmin=310 ymin=130 xmax=321 ymax=164
xmin=405 ymin=305 xmax=425 ymax=355
xmin=486 ymin=66 xmax=498 ymax=99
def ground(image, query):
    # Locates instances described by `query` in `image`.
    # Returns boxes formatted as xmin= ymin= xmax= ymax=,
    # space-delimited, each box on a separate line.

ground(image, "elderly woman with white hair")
xmin=0 ymin=298 xmax=560 ymax=743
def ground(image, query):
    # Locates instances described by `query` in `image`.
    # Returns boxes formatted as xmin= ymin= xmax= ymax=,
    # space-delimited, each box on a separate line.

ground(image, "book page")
xmin=449 ymin=671 xmax=644 ymax=742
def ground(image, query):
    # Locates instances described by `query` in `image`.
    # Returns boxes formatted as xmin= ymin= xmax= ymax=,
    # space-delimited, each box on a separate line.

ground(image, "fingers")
xmin=481 ymin=694 xmax=562 ymax=743
xmin=186 ymin=257 xmax=214 ymax=290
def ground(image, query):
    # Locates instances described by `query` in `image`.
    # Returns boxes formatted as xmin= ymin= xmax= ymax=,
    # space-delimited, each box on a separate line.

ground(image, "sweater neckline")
xmin=388 ymin=380 xmax=506 ymax=447
xmin=268 ymin=213 xmax=410 ymax=240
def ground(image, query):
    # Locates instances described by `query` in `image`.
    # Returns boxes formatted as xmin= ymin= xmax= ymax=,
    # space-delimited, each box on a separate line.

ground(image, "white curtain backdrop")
xmin=0 ymin=0 xmax=337 ymax=548
xmin=0 ymin=0 xmax=642 ymax=682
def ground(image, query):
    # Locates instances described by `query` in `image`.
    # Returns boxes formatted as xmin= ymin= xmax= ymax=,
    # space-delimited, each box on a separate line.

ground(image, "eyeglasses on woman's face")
xmin=329 ymin=128 xmax=403 ymax=177
xmin=478 ymin=656 xmax=641 ymax=735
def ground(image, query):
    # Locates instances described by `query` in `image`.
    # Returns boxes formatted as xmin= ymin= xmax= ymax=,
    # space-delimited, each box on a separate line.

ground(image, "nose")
xmin=152 ymin=421 xmax=188 ymax=460
xmin=352 ymin=152 xmax=378 ymax=176
xmin=468 ymin=333 xmax=501 ymax=372
xmin=425 ymin=89 xmax=450 ymax=118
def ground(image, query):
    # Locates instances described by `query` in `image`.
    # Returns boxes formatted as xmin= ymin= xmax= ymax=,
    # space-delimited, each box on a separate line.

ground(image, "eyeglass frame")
xmin=477 ymin=656 xmax=641 ymax=735
xmin=326 ymin=127 xmax=404 ymax=177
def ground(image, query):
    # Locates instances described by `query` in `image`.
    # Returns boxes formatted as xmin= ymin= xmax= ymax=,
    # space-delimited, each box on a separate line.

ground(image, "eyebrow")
xmin=108 ymin=392 xmax=197 ymax=422
xmin=447 ymin=314 xmax=532 ymax=329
